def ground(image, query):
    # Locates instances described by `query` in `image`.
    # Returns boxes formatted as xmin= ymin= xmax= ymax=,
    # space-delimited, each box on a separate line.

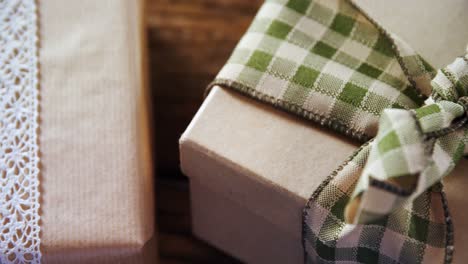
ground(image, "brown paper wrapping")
xmin=37 ymin=0 xmax=156 ymax=262
xmin=180 ymin=0 xmax=468 ymax=263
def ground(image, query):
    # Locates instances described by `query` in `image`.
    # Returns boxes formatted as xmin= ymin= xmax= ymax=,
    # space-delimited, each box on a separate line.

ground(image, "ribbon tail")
xmin=345 ymin=103 xmax=468 ymax=224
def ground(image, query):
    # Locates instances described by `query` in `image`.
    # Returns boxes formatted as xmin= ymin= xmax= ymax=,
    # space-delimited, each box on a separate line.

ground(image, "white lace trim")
xmin=0 ymin=0 xmax=41 ymax=263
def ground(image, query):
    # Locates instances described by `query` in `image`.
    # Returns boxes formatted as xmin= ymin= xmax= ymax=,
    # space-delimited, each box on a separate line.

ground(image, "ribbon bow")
xmin=345 ymin=54 xmax=468 ymax=224
xmin=210 ymin=0 xmax=468 ymax=262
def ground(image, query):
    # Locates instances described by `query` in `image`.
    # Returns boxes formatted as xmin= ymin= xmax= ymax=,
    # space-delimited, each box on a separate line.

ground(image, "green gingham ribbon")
xmin=348 ymin=84 xmax=468 ymax=225
xmin=208 ymin=0 xmax=468 ymax=263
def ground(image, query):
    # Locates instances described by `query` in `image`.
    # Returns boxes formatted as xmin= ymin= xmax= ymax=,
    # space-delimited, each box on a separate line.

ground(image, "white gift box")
xmin=180 ymin=0 xmax=468 ymax=263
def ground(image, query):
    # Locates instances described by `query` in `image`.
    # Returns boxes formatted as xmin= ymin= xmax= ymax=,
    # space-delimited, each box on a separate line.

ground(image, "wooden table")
xmin=146 ymin=0 xmax=263 ymax=263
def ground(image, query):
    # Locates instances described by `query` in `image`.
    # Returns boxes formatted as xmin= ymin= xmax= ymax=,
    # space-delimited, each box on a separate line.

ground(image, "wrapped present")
xmin=0 ymin=0 xmax=156 ymax=263
xmin=180 ymin=0 xmax=468 ymax=263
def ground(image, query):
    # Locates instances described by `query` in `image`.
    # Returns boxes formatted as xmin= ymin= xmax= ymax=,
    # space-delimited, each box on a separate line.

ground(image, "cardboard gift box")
xmin=180 ymin=0 xmax=468 ymax=263
xmin=22 ymin=0 xmax=156 ymax=262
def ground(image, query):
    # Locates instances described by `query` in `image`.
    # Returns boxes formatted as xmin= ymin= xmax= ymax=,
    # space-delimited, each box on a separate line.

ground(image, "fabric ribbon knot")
xmin=345 ymin=54 xmax=468 ymax=224
xmin=211 ymin=0 xmax=468 ymax=261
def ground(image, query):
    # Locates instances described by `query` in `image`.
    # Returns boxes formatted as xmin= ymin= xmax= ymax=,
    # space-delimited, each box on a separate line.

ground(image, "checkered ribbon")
xmin=209 ymin=0 xmax=468 ymax=263
xmin=348 ymin=67 xmax=468 ymax=226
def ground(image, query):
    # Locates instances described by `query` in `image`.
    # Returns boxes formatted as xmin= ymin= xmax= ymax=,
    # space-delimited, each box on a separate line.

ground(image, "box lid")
xmin=181 ymin=0 xmax=468 ymax=261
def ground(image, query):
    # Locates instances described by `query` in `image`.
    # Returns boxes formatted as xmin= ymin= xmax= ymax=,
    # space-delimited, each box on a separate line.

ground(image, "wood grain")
xmin=147 ymin=0 xmax=262 ymax=263
xmin=147 ymin=0 xmax=262 ymax=176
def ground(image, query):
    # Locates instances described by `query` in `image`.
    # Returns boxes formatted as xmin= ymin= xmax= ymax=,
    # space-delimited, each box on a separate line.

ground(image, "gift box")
xmin=0 ymin=0 xmax=156 ymax=263
xmin=180 ymin=0 xmax=468 ymax=263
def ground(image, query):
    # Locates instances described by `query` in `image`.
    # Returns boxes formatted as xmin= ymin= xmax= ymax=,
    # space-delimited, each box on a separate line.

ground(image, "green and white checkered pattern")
xmin=210 ymin=0 xmax=468 ymax=263
xmin=432 ymin=56 xmax=468 ymax=102
xmin=349 ymin=54 xmax=468 ymax=224
xmin=304 ymin=145 xmax=450 ymax=263
xmin=302 ymin=54 xmax=467 ymax=263
xmin=213 ymin=0 xmax=433 ymax=140
xmin=352 ymin=102 xmax=467 ymax=224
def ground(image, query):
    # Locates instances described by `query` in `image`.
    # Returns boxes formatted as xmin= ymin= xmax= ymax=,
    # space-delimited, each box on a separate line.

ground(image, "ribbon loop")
xmin=345 ymin=55 xmax=468 ymax=224
xmin=432 ymin=55 xmax=468 ymax=102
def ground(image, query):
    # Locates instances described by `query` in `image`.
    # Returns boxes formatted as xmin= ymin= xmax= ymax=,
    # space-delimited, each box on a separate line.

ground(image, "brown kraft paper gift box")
xmin=180 ymin=0 xmax=468 ymax=263
xmin=36 ymin=0 xmax=156 ymax=262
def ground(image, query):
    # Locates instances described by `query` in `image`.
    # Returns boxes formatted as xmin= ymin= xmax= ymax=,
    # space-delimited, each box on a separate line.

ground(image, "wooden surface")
xmin=146 ymin=0 xmax=263 ymax=263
